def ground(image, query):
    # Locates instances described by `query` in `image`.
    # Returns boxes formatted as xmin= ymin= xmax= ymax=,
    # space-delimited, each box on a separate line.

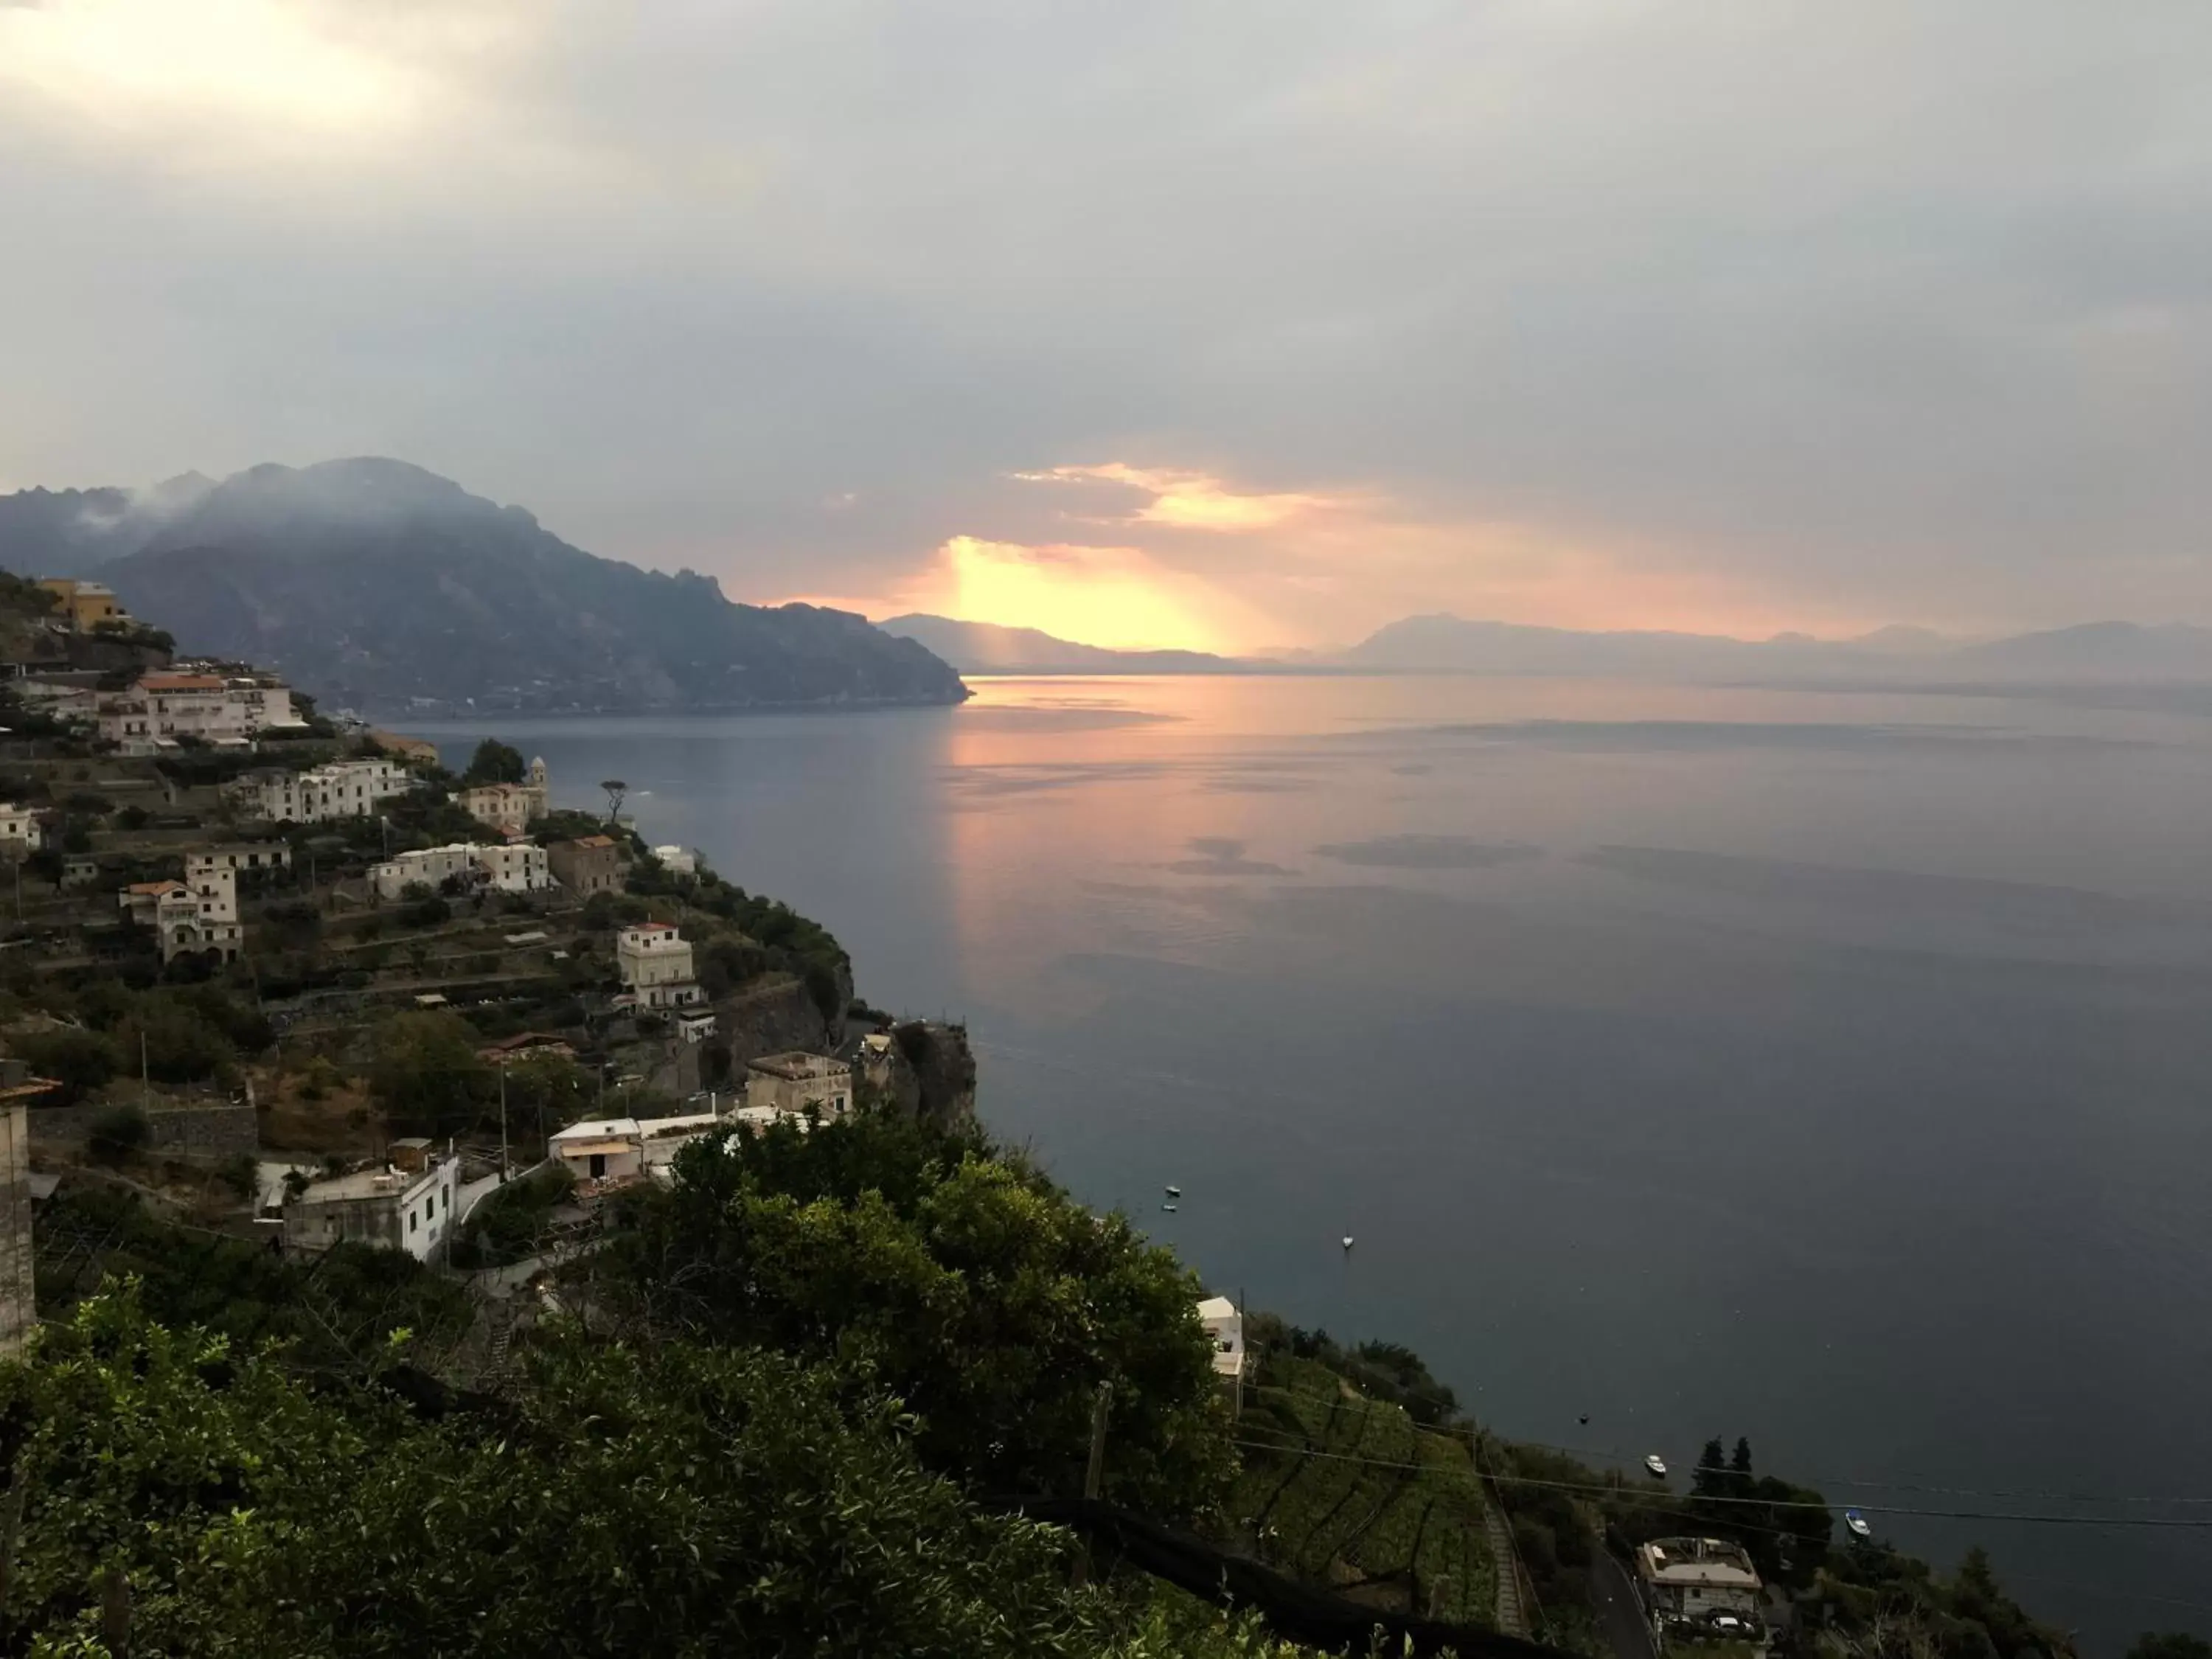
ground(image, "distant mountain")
xmin=877 ymin=613 xmax=1254 ymax=675
xmin=1941 ymin=621 xmax=2212 ymax=681
xmin=1341 ymin=614 xmax=1850 ymax=678
xmin=1339 ymin=613 xmax=2212 ymax=684
xmin=0 ymin=459 xmax=967 ymax=716
xmin=1847 ymin=624 xmax=1958 ymax=655
xmin=0 ymin=473 xmax=215 ymax=577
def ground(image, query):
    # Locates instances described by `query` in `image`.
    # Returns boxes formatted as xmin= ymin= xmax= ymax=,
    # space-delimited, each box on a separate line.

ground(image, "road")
xmin=1591 ymin=1550 xmax=1657 ymax=1659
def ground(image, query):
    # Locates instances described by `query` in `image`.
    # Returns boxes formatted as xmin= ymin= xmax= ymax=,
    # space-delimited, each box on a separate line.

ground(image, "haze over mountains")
xmin=876 ymin=615 xmax=1253 ymax=675
xmin=7 ymin=456 xmax=2207 ymax=717
xmin=0 ymin=460 xmax=968 ymax=717
xmin=885 ymin=610 xmax=2212 ymax=684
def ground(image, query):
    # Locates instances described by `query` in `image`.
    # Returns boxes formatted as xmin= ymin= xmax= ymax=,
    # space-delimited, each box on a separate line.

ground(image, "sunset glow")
xmin=1014 ymin=463 xmax=1352 ymax=534
xmin=936 ymin=536 xmax=1226 ymax=653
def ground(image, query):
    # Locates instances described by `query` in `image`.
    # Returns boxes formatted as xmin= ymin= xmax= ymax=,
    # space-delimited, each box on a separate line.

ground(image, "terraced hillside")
xmin=1230 ymin=1352 xmax=1498 ymax=1627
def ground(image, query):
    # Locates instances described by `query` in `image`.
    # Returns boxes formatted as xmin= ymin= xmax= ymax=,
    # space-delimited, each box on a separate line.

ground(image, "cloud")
xmin=1014 ymin=463 xmax=1352 ymax=532
xmin=4 ymin=1 xmax=2211 ymax=643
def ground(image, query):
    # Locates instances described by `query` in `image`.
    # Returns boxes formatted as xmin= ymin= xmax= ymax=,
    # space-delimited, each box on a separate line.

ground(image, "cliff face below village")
xmin=863 ymin=1021 xmax=979 ymax=1133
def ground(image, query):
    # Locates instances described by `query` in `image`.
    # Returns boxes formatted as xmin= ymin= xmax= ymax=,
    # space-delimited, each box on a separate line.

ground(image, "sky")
xmin=4 ymin=1 xmax=2211 ymax=653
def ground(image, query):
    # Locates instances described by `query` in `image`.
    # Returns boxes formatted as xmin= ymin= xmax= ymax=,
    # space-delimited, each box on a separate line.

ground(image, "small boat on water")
xmin=1340 ymin=1235 xmax=1355 ymax=1252
xmin=1644 ymin=1454 xmax=1669 ymax=1478
xmin=1161 ymin=1203 xmax=1178 ymax=1214
xmin=1164 ymin=1184 xmax=1182 ymax=1198
xmin=1844 ymin=1509 xmax=1871 ymax=1539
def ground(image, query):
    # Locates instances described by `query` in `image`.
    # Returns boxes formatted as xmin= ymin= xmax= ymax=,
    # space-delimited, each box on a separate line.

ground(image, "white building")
xmin=652 ymin=844 xmax=698 ymax=877
xmin=1196 ymin=1295 xmax=1246 ymax=1383
xmin=234 ymin=758 xmax=412 ymax=824
xmin=186 ymin=844 xmax=292 ymax=880
xmin=121 ymin=869 xmax=243 ymax=962
xmin=371 ymin=841 xmax=550 ymax=900
xmin=100 ymin=672 xmax=302 ymax=751
xmin=616 ymin=922 xmax=703 ymax=1009
xmin=476 ymin=840 xmax=550 ymax=892
xmin=552 ymin=1110 xmax=746 ymax=1189
xmin=550 ymin=1118 xmax=645 ymax=1186
xmin=187 ymin=862 xmax=237 ymax=926
xmin=458 ymin=758 xmax=550 ymax=839
xmin=282 ymin=1158 xmax=461 ymax=1262
xmin=1635 ymin=1538 xmax=1767 ymax=1650
xmin=743 ymin=1051 xmax=853 ymax=1119
xmin=0 ymin=806 xmax=41 ymax=852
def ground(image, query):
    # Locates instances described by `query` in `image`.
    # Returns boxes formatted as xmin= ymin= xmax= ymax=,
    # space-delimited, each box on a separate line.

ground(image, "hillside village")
xmin=0 ymin=569 xmax=972 ymax=1336
xmin=0 ymin=572 xmax=2113 ymax=1659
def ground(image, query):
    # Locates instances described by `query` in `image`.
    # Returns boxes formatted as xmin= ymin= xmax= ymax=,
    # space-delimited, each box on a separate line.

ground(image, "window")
xmin=425 ymin=1192 xmax=435 ymax=1218
xmin=408 ymin=1211 xmax=417 ymax=1233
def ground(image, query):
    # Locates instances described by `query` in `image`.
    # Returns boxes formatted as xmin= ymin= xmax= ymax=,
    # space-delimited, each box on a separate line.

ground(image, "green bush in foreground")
xmin=1 ymin=1287 xmax=1291 ymax=1658
xmin=605 ymin=1106 xmax=1237 ymax=1520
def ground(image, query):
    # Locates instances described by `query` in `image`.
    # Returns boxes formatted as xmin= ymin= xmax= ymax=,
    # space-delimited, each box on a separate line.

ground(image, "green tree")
xmin=500 ymin=1052 xmax=594 ymax=1148
xmin=12 ymin=1026 xmax=120 ymax=1105
xmin=2126 ymin=1637 xmax=2212 ymax=1659
xmin=1692 ymin=1436 xmax=1728 ymax=1496
xmin=116 ymin=995 xmax=237 ymax=1085
xmin=86 ymin=1105 xmax=150 ymax=1165
xmin=609 ymin=1109 xmax=1235 ymax=1517
xmin=368 ymin=1009 xmax=493 ymax=1137
xmin=462 ymin=737 xmax=526 ymax=786
xmin=0 ymin=1286 xmax=1256 ymax=1658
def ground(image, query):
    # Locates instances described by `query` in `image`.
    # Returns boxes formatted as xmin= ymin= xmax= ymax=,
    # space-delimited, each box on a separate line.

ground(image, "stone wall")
xmin=30 ymin=1098 xmax=259 ymax=1164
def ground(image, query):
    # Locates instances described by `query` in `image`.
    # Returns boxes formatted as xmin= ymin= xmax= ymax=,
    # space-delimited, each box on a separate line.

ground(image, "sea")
xmin=416 ymin=672 xmax=2212 ymax=1649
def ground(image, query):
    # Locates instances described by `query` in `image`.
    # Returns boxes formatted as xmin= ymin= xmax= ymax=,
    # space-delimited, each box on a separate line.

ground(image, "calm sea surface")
xmin=418 ymin=675 xmax=2212 ymax=1647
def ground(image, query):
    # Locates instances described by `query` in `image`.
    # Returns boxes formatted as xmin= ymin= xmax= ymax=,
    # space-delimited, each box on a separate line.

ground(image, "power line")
xmin=1228 ymin=1438 xmax=2212 ymax=1530
xmin=1243 ymin=1381 xmax=2212 ymax=1514
xmin=1498 ymin=1429 xmax=2212 ymax=1511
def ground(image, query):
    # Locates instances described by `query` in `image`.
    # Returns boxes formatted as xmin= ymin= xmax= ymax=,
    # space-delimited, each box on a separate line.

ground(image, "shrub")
xmin=87 ymin=1105 xmax=150 ymax=1165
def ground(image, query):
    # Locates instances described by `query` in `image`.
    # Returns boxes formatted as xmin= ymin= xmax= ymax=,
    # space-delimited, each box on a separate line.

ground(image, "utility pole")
xmin=140 ymin=1030 xmax=150 ymax=1113
xmin=1071 ymin=1382 xmax=1110 ymax=1590
xmin=498 ymin=1060 xmax=509 ymax=1181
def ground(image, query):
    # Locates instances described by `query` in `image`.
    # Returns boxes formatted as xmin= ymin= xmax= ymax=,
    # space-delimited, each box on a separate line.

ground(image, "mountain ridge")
xmin=1339 ymin=611 xmax=2212 ymax=683
xmin=0 ymin=459 xmax=969 ymax=717
xmin=885 ymin=609 xmax=2212 ymax=684
xmin=877 ymin=613 xmax=1257 ymax=675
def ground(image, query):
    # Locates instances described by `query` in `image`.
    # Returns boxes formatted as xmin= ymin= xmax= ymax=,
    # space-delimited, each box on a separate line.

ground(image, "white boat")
xmin=1164 ymin=1184 xmax=1182 ymax=1197
xmin=1161 ymin=1203 xmax=1178 ymax=1214
xmin=1644 ymin=1454 xmax=1668 ymax=1478
xmin=1845 ymin=1509 xmax=1871 ymax=1539
xmin=1341 ymin=1235 xmax=1355 ymax=1251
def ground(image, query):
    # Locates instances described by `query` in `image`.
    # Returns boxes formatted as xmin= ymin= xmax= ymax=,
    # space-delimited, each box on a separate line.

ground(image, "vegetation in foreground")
xmin=10 ymin=1109 xmax=2185 ymax=1658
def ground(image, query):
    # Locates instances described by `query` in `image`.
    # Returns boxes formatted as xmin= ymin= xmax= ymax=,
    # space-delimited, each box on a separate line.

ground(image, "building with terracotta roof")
xmin=119 ymin=867 xmax=243 ymax=961
xmin=100 ymin=670 xmax=302 ymax=751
